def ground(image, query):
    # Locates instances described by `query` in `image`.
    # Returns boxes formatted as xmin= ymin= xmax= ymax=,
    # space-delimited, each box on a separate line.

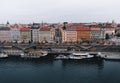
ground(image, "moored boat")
xmin=103 ymin=55 xmax=120 ymax=60
xmin=89 ymin=52 xmax=103 ymax=59
xmin=68 ymin=52 xmax=94 ymax=60
xmin=55 ymin=54 xmax=69 ymax=59
xmin=21 ymin=53 xmax=41 ymax=58
xmin=40 ymin=51 xmax=48 ymax=56
xmin=20 ymin=51 xmax=48 ymax=59
xmin=0 ymin=53 xmax=8 ymax=58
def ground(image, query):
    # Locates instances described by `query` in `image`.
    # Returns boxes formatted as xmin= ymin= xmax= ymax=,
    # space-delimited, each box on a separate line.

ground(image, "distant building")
xmin=115 ymin=24 xmax=120 ymax=35
xmin=20 ymin=27 xmax=31 ymax=43
xmin=76 ymin=26 xmax=91 ymax=43
xmin=55 ymin=28 xmax=62 ymax=43
xmin=0 ymin=26 xmax=11 ymax=42
xmin=105 ymin=25 xmax=115 ymax=35
xmin=61 ymin=27 xmax=77 ymax=43
xmin=109 ymin=36 xmax=120 ymax=45
xmin=32 ymin=23 xmax=41 ymax=29
xmin=10 ymin=27 xmax=21 ymax=42
xmin=90 ymin=27 xmax=101 ymax=42
xmin=104 ymin=25 xmax=115 ymax=39
xmin=39 ymin=26 xmax=55 ymax=43
xmin=30 ymin=26 xmax=40 ymax=43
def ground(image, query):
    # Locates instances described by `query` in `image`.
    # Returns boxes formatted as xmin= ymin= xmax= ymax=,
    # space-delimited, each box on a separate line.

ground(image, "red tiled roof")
xmin=66 ymin=27 xmax=76 ymax=31
xmin=75 ymin=26 xmax=90 ymax=31
xmin=105 ymin=25 xmax=113 ymax=28
xmin=90 ymin=27 xmax=101 ymax=30
xmin=20 ymin=27 xmax=30 ymax=31
xmin=89 ymin=25 xmax=100 ymax=28
xmin=73 ymin=25 xmax=84 ymax=28
xmin=40 ymin=26 xmax=51 ymax=31
xmin=62 ymin=25 xmax=92 ymax=31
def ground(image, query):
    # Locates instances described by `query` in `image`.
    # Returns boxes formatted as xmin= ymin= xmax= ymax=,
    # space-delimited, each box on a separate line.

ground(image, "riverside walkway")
xmin=0 ymin=43 xmax=120 ymax=52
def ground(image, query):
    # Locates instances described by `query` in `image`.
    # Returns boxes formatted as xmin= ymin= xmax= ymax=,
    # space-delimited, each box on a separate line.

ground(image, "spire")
xmin=112 ymin=20 xmax=115 ymax=24
xmin=6 ymin=21 xmax=10 ymax=27
xmin=112 ymin=20 xmax=116 ymax=27
xmin=6 ymin=21 xmax=10 ymax=25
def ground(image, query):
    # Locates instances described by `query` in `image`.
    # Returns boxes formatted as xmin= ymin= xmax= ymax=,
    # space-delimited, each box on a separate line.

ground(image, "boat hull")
xmin=0 ymin=53 xmax=8 ymax=59
xmin=20 ymin=53 xmax=48 ymax=59
xmin=102 ymin=55 xmax=120 ymax=61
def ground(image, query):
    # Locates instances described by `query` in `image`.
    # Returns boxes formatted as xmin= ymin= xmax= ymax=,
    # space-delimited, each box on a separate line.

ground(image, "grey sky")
xmin=0 ymin=0 xmax=120 ymax=24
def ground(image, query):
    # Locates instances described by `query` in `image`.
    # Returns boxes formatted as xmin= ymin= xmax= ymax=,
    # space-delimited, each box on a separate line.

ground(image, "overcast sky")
xmin=0 ymin=0 xmax=120 ymax=24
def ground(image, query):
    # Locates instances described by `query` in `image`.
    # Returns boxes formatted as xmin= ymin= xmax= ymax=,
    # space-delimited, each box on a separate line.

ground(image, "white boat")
xmin=68 ymin=52 xmax=94 ymax=60
xmin=55 ymin=54 xmax=69 ymax=59
xmin=21 ymin=53 xmax=41 ymax=58
xmin=0 ymin=53 xmax=8 ymax=58
xmin=20 ymin=51 xmax=48 ymax=59
xmin=89 ymin=52 xmax=103 ymax=57
xmin=103 ymin=55 xmax=120 ymax=60
xmin=40 ymin=51 xmax=48 ymax=56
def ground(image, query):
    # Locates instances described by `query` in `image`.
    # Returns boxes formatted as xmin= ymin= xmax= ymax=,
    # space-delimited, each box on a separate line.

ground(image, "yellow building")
xmin=20 ymin=27 xmax=31 ymax=43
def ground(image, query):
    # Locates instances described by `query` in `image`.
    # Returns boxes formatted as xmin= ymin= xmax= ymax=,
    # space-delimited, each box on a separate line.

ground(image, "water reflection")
xmin=1 ymin=57 xmax=120 ymax=83
xmin=62 ymin=59 xmax=104 ymax=70
xmin=0 ymin=57 xmax=54 ymax=68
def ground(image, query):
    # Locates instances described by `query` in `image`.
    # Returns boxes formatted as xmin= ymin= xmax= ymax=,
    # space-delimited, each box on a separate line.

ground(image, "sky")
xmin=0 ymin=0 xmax=120 ymax=24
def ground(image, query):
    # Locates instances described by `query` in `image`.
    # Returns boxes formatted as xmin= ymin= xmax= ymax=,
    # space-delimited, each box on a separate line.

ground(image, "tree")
xmin=105 ymin=33 xmax=110 ymax=40
xmin=116 ymin=33 xmax=120 ymax=37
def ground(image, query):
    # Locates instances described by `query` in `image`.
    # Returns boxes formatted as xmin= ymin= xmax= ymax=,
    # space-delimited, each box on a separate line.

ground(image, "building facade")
xmin=20 ymin=27 xmax=31 ymax=43
xmin=30 ymin=25 xmax=40 ymax=43
xmin=31 ymin=29 xmax=39 ymax=43
xmin=90 ymin=27 xmax=101 ymax=42
xmin=55 ymin=28 xmax=62 ymax=43
xmin=76 ymin=27 xmax=91 ymax=43
xmin=10 ymin=28 xmax=21 ymax=42
xmin=0 ymin=26 xmax=11 ymax=42
xmin=61 ymin=27 xmax=77 ymax=43
xmin=105 ymin=25 xmax=115 ymax=36
xmin=39 ymin=26 xmax=55 ymax=43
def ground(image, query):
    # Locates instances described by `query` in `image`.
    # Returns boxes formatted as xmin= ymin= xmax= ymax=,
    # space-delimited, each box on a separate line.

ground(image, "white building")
xmin=105 ymin=25 xmax=115 ymax=35
xmin=10 ymin=28 xmax=21 ymax=42
xmin=110 ymin=37 xmax=120 ymax=45
xmin=31 ymin=29 xmax=39 ymax=43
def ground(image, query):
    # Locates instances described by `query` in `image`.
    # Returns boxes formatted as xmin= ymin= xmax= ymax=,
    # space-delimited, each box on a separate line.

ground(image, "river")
xmin=0 ymin=53 xmax=120 ymax=83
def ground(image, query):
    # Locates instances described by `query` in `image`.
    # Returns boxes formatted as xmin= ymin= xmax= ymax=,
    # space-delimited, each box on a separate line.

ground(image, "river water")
xmin=0 ymin=53 xmax=120 ymax=83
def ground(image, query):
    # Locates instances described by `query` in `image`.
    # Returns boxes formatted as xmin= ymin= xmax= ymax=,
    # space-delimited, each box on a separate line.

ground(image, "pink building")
xmin=0 ymin=26 xmax=11 ymax=42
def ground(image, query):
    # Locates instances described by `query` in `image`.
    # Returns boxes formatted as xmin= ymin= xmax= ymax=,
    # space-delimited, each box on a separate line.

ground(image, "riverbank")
xmin=1 ymin=49 xmax=120 ymax=56
xmin=1 ymin=44 xmax=120 ymax=52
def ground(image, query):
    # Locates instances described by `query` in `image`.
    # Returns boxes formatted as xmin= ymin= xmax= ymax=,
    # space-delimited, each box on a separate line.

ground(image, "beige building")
xmin=39 ymin=26 xmax=55 ymax=43
xmin=0 ymin=26 xmax=11 ymax=42
xmin=105 ymin=25 xmax=115 ymax=35
xmin=20 ymin=27 xmax=31 ymax=43
xmin=61 ymin=27 xmax=77 ymax=43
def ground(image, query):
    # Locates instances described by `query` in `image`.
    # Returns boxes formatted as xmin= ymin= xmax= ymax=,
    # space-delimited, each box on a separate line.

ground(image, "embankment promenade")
xmin=0 ymin=43 xmax=120 ymax=55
